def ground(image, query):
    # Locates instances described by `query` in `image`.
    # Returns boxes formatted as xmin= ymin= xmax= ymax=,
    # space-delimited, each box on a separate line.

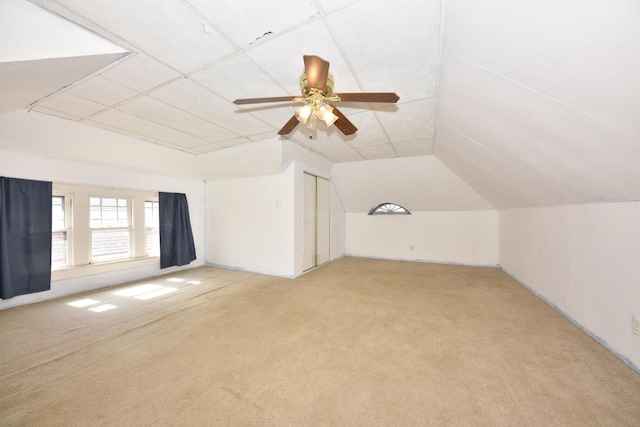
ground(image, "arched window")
xmin=368 ymin=202 xmax=411 ymax=215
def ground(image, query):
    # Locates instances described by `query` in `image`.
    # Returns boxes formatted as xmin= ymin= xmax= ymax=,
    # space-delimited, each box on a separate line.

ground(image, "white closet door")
xmin=316 ymin=177 xmax=330 ymax=266
xmin=303 ymin=173 xmax=317 ymax=271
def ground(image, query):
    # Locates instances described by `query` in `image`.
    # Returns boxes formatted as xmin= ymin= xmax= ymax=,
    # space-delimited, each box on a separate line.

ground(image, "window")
xmin=52 ymin=195 xmax=70 ymax=268
xmin=49 ymin=185 xmax=163 ymax=278
xmin=145 ymin=200 xmax=160 ymax=256
xmin=90 ymin=197 xmax=131 ymax=262
xmin=368 ymin=202 xmax=411 ymax=215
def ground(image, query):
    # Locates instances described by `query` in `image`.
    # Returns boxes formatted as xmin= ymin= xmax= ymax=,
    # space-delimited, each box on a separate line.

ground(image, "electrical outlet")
xmin=633 ymin=314 xmax=640 ymax=336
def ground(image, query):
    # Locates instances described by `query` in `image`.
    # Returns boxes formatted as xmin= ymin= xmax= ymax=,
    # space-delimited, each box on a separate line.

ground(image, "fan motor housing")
xmin=300 ymin=72 xmax=335 ymax=95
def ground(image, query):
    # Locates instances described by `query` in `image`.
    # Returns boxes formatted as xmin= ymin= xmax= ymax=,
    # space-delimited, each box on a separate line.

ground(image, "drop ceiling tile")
xmin=30 ymin=105 xmax=82 ymax=121
xmin=191 ymin=54 xmax=289 ymax=102
xmin=326 ymin=0 xmax=441 ymax=101
xmin=247 ymin=131 xmax=279 ymax=142
xmin=357 ymin=143 xmax=397 ymax=160
xmin=117 ymin=96 xmax=238 ymax=142
xmin=47 ymin=0 xmax=236 ymax=73
xmin=247 ymin=20 xmax=361 ymax=94
xmin=37 ymin=92 xmax=106 ymax=118
xmin=342 ymin=111 xmax=391 ymax=148
xmin=89 ymin=109 xmax=209 ymax=148
xmin=392 ymin=138 xmax=434 ymax=157
xmin=289 ymin=128 xmax=352 ymax=153
xmin=150 ymin=77 xmax=235 ymax=114
xmin=149 ymin=78 xmax=274 ymax=136
xmin=376 ymin=98 xmax=436 ymax=143
xmin=67 ymin=75 xmax=139 ymax=106
xmin=217 ymin=137 xmax=250 ymax=148
xmin=215 ymin=113 xmax=276 ymax=136
xmin=247 ymin=104 xmax=298 ymax=129
xmin=99 ymin=53 xmax=181 ymax=92
xmin=190 ymin=143 xmax=226 ymax=153
xmin=189 ymin=0 xmax=319 ymax=48
xmin=323 ymin=148 xmax=363 ymax=162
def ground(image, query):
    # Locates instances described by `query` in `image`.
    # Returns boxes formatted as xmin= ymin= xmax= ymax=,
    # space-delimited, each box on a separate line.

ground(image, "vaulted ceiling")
xmin=15 ymin=0 xmax=440 ymax=162
xmin=1 ymin=0 xmax=639 ymax=209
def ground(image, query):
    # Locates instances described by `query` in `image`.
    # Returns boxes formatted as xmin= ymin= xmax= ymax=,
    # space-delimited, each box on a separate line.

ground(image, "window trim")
xmin=144 ymin=199 xmax=160 ymax=257
xmin=52 ymin=193 xmax=72 ymax=269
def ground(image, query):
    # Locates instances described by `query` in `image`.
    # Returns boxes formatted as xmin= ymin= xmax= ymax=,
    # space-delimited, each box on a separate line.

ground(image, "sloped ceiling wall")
xmin=435 ymin=0 xmax=640 ymax=209
xmin=0 ymin=0 xmax=127 ymax=114
xmin=331 ymin=156 xmax=494 ymax=212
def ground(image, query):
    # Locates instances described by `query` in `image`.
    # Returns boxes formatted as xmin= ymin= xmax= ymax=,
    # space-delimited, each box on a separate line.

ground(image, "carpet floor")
xmin=1 ymin=257 xmax=639 ymax=426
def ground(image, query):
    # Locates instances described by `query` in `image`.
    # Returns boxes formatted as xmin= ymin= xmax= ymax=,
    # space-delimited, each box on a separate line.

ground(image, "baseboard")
xmin=343 ymin=253 xmax=500 ymax=268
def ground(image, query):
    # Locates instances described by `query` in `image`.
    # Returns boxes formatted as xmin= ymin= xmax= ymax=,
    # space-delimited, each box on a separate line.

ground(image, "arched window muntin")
xmin=368 ymin=202 xmax=411 ymax=215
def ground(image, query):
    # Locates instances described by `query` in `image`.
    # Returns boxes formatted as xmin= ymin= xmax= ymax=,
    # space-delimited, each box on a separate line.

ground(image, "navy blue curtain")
xmin=0 ymin=177 xmax=52 ymax=299
xmin=159 ymin=192 xmax=196 ymax=269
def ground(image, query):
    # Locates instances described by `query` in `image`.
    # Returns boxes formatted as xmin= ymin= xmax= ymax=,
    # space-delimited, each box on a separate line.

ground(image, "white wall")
xmin=333 ymin=155 xmax=497 ymax=267
xmin=0 ymin=149 xmax=206 ymax=309
xmin=205 ymin=166 xmax=296 ymax=277
xmin=329 ymin=181 xmax=345 ymax=262
xmin=500 ymin=202 xmax=640 ymax=370
xmin=331 ymin=156 xmax=494 ymax=212
xmin=346 ymin=211 xmax=498 ymax=266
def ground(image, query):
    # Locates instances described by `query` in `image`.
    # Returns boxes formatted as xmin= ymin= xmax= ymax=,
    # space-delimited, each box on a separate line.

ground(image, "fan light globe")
xmin=318 ymin=104 xmax=338 ymax=127
xmin=295 ymin=104 xmax=312 ymax=124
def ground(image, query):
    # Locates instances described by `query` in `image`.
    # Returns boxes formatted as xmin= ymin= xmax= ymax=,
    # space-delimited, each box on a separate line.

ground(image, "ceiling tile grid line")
xmin=84 ymin=119 xmax=194 ymax=153
xmin=98 ymin=102 xmax=238 ymax=147
xmin=119 ymin=89 xmax=252 ymax=142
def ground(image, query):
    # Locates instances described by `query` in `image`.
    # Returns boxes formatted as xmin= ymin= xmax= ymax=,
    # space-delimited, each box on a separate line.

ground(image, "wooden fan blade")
xmin=278 ymin=115 xmax=299 ymax=135
xmin=304 ymin=55 xmax=330 ymax=92
xmin=233 ymin=96 xmax=296 ymax=105
xmin=331 ymin=106 xmax=358 ymax=135
xmin=334 ymin=92 xmax=400 ymax=103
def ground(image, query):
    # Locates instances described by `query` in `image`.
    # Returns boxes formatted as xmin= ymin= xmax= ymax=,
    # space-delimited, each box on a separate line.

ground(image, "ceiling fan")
xmin=233 ymin=55 xmax=400 ymax=136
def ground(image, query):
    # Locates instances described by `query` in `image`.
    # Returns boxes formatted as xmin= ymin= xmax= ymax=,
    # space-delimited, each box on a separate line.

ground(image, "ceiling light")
xmin=306 ymin=115 xmax=317 ymax=130
xmin=318 ymin=104 xmax=338 ymax=127
xmin=295 ymin=104 xmax=312 ymax=124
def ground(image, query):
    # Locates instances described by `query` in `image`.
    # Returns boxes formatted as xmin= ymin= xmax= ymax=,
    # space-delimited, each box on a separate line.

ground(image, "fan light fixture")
xmin=294 ymin=86 xmax=339 ymax=130
xmin=294 ymin=102 xmax=338 ymax=129
xmin=232 ymin=55 xmax=400 ymax=136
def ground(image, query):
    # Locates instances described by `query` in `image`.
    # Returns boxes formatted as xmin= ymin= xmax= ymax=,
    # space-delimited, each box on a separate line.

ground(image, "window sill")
xmin=52 ymin=256 xmax=160 ymax=281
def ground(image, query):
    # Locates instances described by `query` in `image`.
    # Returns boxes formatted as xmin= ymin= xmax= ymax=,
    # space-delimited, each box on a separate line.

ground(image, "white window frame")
xmin=89 ymin=196 xmax=133 ymax=263
xmin=51 ymin=192 xmax=72 ymax=270
xmin=144 ymin=199 xmax=160 ymax=257
xmin=51 ymin=184 xmax=160 ymax=281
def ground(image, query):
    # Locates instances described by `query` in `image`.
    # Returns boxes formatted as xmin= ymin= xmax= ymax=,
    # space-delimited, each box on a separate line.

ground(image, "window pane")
xmin=52 ymin=231 xmax=68 ymax=267
xmin=145 ymin=201 xmax=159 ymax=227
xmin=146 ymin=228 xmax=160 ymax=256
xmin=52 ymin=196 xmax=66 ymax=230
xmin=90 ymin=197 xmax=129 ymax=228
xmin=92 ymin=229 xmax=130 ymax=262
